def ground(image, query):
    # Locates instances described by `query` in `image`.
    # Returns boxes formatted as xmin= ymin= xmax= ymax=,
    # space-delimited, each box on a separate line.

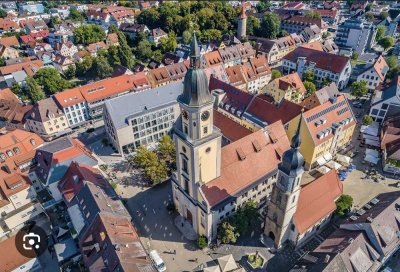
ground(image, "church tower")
xmin=264 ymin=113 xmax=304 ymax=248
xmin=237 ymin=1 xmax=247 ymax=39
xmin=172 ymin=33 xmax=222 ymax=236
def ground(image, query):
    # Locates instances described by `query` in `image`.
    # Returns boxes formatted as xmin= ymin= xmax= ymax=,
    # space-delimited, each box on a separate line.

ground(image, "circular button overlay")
xmin=15 ymin=223 xmax=48 ymax=258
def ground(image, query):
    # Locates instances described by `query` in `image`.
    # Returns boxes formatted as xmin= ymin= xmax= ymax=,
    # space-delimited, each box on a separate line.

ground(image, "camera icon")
xmin=23 ymin=232 xmax=41 ymax=250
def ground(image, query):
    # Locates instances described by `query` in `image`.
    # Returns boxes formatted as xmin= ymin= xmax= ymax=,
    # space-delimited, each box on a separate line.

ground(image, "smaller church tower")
xmin=264 ymin=112 xmax=305 ymax=249
xmin=237 ymin=1 xmax=247 ymax=39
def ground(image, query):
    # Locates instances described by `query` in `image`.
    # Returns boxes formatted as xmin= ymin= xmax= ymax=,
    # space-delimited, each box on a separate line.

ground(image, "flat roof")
xmin=105 ymin=82 xmax=183 ymax=129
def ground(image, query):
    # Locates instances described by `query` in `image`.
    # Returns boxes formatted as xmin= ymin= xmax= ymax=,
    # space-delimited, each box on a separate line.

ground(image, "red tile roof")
xmin=201 ymin=122 xmax=290 ymax=207
xmin=294 ymin=170 xmax=342 ymax=234
xmin=284 ymin=47 xmax=350 ymax=74
xmin=213 ymin=110 xmax=252 ymax=142
xmin=246 ymin=94 xmax=304 ymax=125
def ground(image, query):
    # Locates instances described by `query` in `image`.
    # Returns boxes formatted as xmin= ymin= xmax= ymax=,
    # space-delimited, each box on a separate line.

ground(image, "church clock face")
xmin=201 ymin=111 xmax=210 ymax=121
xmin=182 ymin=110 xmax=189 ymax=120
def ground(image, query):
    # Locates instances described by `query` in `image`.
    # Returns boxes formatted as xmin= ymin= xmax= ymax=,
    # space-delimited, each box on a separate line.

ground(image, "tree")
xmin=365 ymin=12 xmax=374 ymax=21
xmin=26 ymin=77 xmax=45 ymax=103
xmin=386 ymin=55 xmax=398 ymax=70
xmin=159 ymin=32 xmax=178 ymax=53
xmin=304 ymin=81 xmax=316 ymax=95
xmin=378 ymin=36 xmax=395 ymax=51
xmin=0 ymin=8 xmax=7 ymax=18
xmin=260 ymin=13 xmax=280 ymax=39
xmin=305 ymin=10 xmax=321 ymax=19
xmin=303 ymin=70 xmax=315 ymax=83
xmin=182 ymin=30 xmax=192 ymax=44
xmin=33 ymin=67 xmax=73 ymax=94
xmin=271 ymin=69 xmax=281 ymax=80
xmin=73 ymin=25 xmax=106 ymax=45
xmin=218 ymin=220 xmax=239 ymax=244
xmin=362 ymin=115 xmax=373 ymax=126
xmin=158 ymin=134 xmax=175 ymax=163
xmin=380 ymin=11 xmax=389 ymax=20
xmin=247 ymin=16 xmax=260 ymax=36
xmin=335 ymin=194 xmax=353 ymax=217
xmin=67 ymin=8 xmax=85 ymax=21
xmin=350 ymin=81 xmax=368 ymax=98
xmin=64 ymin=65 xmax=76 ymax=80
xmin=93 ymin=56 xmax=113 ymax=79
xmin=351 ymin=52 xmax=359 ymax=60
xmin=376 ymin=25 xmax=386 ymax=41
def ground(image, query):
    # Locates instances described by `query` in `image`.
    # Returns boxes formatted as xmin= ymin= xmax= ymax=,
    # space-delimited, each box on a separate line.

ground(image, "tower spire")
xmin=291 ymin=110 xmax=303 ymax=149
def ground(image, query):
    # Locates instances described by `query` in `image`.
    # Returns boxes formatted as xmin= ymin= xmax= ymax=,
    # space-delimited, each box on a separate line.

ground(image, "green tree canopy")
xmin=218 ymin=220 xmax=239 ymax=244
xmin=271 ymin=69 xmax=282 ymax=80
xmin=305 ymin=10 xmax=321 ymax=19
xmin=378 ymin=36 xmax=395 ymax=51
xmin=67 ymin=8 xmax=85 ymax=21
xmin=362 ymin=115 xmax=373 ymax=126
xmin=350 ymin=81 xmax=368 ymax=98
xmin=26 ymin=77 xmax=45 ymax=103
xmin=259 ymin=13 xmax=280 ymax=39
xmin=73 ymin=24 xmax=106 ymax=45
xmin=303 ymin=70 xmax=315 ymax=83
xmin=335 ymin=194 xmax=353 ymax=217
xmin=304 ymin=81 xmax=317 ymax=95
xmin=386 ymin=55 xmax=398 ymax=70
xmin=33 ymin=67 xmax=74 ymax=94
xmin=376 ymin=25 xmax=387 ymax=41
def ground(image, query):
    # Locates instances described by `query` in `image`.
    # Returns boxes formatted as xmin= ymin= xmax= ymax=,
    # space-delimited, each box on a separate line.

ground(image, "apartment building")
xmin=25 ymin=97 xmax=70 ymax=140
xmin=103 ymin=82 xmax=183 ymax=155
xmin=286 ymin=95 xmax=356 ymax=169
xmin=335 ymin=19 xmax=377 ymax=55
xmin=282 ymin=47 xmax=352 ymax=90
xmin=0 ymin=128 xmax=44 ymax=238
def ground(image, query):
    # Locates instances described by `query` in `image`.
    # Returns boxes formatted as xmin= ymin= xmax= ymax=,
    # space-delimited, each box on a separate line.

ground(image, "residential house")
xmin=0 ymin=128 xmax=44 ymax=238
xmin=25 ymin=97 xmax=71 ymax=140
xmin=282 ymin=47 xmax=352 ymax=90
xmin=103 ymin=82 xmax=182 ymax=155
xmin=335 ymin=19 xmax=377 ymax=55
xmin=35 ymin=137 xmax=97 ymax=202
xmin=301 ymin=82 xmax=340 ymax=110
xmin=354 ymin=55 xmax=389 ymax=90
xmin=202 ymin=50 xmax=223 ymax=68
xmin=0 ymin=88 xmax=32 ymax=129
xmin=0 ymin=235 xmax=42 ymax=271
xmin=147 ymin=66 xmax=171 ymax=88
xmin=218 ymin=45 xmax=241 ymax=68
xmin=106 ymin=32 xmax=119 ymax=47
xmin=256 ymin=34 xmax=304 ymax=67
xmin=295 ymin=191 xmax=400 ymax=272
xmin=24 ymin=19 xmax=48 ymax=33
xmin=263 ymin=72 xmax=306 ymax=103
xmin=0 ymin=18 xmax=20 ymax=34
xmin=286 ymin=95 xmax=356 ymax=169
xmin=119 ymin=23 xmax=150 ymax=39
xmin=280 ymin=15 xmax=328 ymax=34
xmin=149 ymin=28 xmax=167 ymax=45
xmin=381 ymin=116 xmax=400 ymax=175
xmin=249 ymin=54 xmax=272 ymax=92
xmin=54 ymin=41 xmax=78 ymax=57
xmin=370 ymin=76 xmax=400 ymax=124
xmin=52 ymin=54 xmax=75 ymax=74
xmin=86 ymin=41 xmax=109 ymax=57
